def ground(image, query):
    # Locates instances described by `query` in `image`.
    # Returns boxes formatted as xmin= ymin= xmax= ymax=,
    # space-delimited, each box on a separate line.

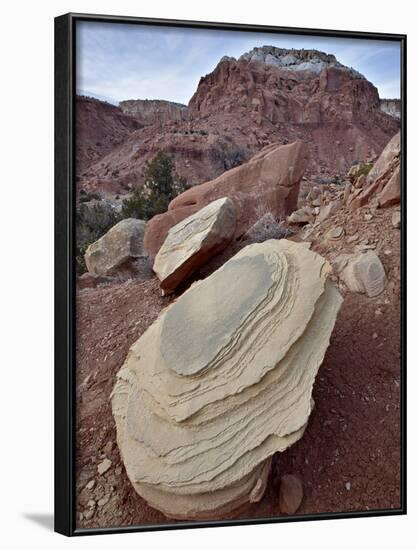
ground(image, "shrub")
xmin=121 ymin=152 xmax=188 ymax=221
xmin=354 ymin=162 xmax=373 ymax=178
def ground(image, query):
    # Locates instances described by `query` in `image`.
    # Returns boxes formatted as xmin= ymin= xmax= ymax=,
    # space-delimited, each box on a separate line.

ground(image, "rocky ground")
xmin=75 ymin=200 xmax=401 ymax=529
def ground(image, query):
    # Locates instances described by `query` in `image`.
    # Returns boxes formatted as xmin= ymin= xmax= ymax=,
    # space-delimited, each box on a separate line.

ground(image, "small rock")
xmin=372 ymin=332 xmax=378 ymax=339
xmin=326 ymin=226 xmax=344 ymax=241
xmin=85 ymin=479 xmax=95 ymax=490
xmin=346 ymin=234 xmax=359 ymax=243
xmin=104 ymin=441 xmax=114 ymax=454
xmin=97 ymin=458 xmax=112 ymax=475
xmin=391 ymin=210 xmax=401 ymax=229
xmin=84 ymin=509 xmax=95 ymax=520
xmin=115 ymin=466 xmax=123 ymax=476
xmin=87 ymin=499 xmax=96 ymax=508
xmin=288 ymin=206 xmax=315 ymax=225
xmin=384 ymin=249 xmax=392 ymax=256
xmin=279 ymin=474 xmax=303 ymax=515
xmin=345 ymin=481 xmax=352 ymax=491
xmin=343 ymin=182 xmax=352 ymax=204
xmin=97 ymin=495 xmax=110 ymax=507
xmin=364 ymin=214 xmax=373 ymax=221
xmin=355 ymin=174 xmax=366 ymax=189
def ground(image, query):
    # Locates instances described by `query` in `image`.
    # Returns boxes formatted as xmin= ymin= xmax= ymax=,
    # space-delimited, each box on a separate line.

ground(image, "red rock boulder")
xmin=144 ymin=140 xmax=308 ymax=256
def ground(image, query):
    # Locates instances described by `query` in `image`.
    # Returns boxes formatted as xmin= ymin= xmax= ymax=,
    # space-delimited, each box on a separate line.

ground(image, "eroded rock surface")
xmin=153 ymin=197 xmax=236 ymax=293
xmin=111 ymin=239 xmax=343 ymax=520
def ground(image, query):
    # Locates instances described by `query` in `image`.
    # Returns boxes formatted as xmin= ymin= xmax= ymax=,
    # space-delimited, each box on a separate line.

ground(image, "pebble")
xmin=345 ymin=481 xmax=352 ymax=491
xmin=97 ymin=458 xmax=112 ymax=475
xmin=364 ymin=214 xmax=373 ymax=221
xmin=85 ymin=479 xmax=95 ymax=490
xmin=97 ymin=495 xmax=110 ymax=507
xmin=87 ymin=499 xmax=96 ymax=508
xmin=84 ymin=509 xmax=95 ymax=520
xmin=347 ymin=234 xmax=359 ymax=243
xmin=391 ymin=211 xmax=401 ymax=229
xmin=372 ymin=332 xmax=378 ymax=339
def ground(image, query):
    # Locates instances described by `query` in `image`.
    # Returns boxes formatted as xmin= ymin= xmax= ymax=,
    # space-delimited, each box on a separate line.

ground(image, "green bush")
xmin=355 ymin=162 xmax=373 ymax=178
xmin=121 ymin=152 xmax=188 ymax=221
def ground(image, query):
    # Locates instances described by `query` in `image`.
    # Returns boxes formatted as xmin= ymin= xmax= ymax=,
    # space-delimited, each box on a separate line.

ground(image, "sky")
xmin=76 ymin=21 xmax=401 ymax=105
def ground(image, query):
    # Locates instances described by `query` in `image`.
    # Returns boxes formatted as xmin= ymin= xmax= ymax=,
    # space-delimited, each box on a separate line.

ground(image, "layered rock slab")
xmin=153 ymin=197 xmax=236 ymax=293
xmin=348 ymin=132 xmax=400 ymax=210
xmin=85 ymin=218 xmax=146 ymax=276
xmin=144 ymin=140 xmax=308 ymax=256
xmin=112 ymin=239 xmax=343 ymax=520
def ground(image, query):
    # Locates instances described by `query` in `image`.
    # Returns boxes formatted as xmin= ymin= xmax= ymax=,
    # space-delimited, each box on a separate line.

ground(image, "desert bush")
xmin=121 ymin=152 xmax=188 ymax=221
xmin=354 ymin=162 xmax=373 ymax=178
xmin=245 ymin=212 xmax=293 ymax=243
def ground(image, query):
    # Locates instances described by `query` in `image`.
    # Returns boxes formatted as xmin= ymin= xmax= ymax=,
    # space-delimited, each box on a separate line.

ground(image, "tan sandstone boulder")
xmin=336 ymin=250 xmax=387 ymax=297
xmin=153 ymin=197 xmax=236 ymax=293
xmin=111 ymin=239 xmax=343 ymax=520
xmin=144 ymin=140 xmax=308 ymax=256
xmin=84 ymin=218 xmax=146 ymax=276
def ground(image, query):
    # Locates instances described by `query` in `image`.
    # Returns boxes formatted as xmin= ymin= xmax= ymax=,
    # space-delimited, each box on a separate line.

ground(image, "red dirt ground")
xmin=75 ymin=206 xmax=402 ymax=529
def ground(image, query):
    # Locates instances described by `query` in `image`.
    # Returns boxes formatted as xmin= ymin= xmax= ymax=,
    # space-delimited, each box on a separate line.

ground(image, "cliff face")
xmin=76 ymin=96 xmax=141 ymax=175
xmin=119 ymin=99 xmax=190 ymax=125
xmin=380 ymin=99 xmax=401 ymax=120
xmin=189 ymin=47 xmax=380 ymax=124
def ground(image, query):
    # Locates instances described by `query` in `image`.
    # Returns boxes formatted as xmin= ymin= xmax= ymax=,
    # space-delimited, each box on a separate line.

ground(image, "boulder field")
xmin=111 ymin=239 xmax=343 ymax=520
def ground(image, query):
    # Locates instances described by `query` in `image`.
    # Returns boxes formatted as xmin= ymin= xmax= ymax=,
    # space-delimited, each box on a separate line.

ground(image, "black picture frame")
xmin=54 ymin=12 xmax=407 ymax=537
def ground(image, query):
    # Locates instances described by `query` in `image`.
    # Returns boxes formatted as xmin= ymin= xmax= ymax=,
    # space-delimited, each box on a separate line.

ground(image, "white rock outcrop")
xmin=112 ymin=239 xmax=343 ymax=520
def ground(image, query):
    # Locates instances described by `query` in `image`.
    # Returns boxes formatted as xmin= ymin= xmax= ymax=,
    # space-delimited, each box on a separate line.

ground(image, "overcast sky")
xmin=76 ymin=21 xmax=401 ymax=105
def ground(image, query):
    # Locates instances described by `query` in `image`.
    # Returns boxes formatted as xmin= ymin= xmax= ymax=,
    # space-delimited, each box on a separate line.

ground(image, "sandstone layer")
xmin=153 ymin=197 xmax=236 ymax=293
xmin=85 ymin=218 xmax=146 ymax=276
xmin=144 ymin=140 xmax=308 ymax=256
xmin=111 ymin=239 xmax=343 ymax=520
xmin=119 ymin=99 xmax=190 ymax=125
